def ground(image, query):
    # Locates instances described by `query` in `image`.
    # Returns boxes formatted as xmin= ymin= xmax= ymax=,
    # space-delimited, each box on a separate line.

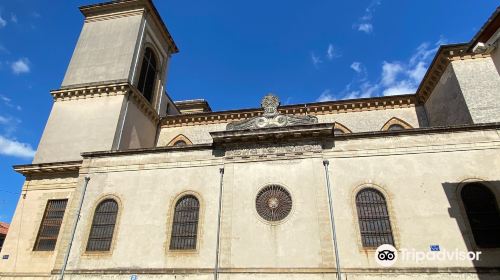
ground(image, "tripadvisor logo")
xmin=375 ymin=244 xmax=398 ymax=267
xmin=375 ymin=244 xmax=482 ymax=267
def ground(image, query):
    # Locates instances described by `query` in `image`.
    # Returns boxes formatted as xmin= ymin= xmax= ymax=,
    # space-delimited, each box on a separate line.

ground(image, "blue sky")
xmin=0 ymin=0 xmax=498 ymax=222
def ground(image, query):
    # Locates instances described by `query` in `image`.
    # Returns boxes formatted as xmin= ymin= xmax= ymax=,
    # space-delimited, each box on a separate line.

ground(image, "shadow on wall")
xmin=442 ymin=180 xmax=500 ymax=279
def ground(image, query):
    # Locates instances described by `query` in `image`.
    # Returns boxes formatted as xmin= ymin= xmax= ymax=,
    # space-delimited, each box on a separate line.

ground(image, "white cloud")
xmin=311 ymin=52 xmax=323 ymax=68
xmin=350 ymin=62 xmax=363 ymax=73
xmin=0 ymin=15 xmax=6 ymax=28
xmin=11 ymin=58 xmax=30 ymax=74
xmin=383 ymin=80 xmax=417 ymax=96
xmin=326 ymin=44 xmax=340 ymax=60
xmin=0 ymin=95 xmax=11 ymax=104
xmin=381 ymin=61 xmax=404 ymax=86
xmin=316 ymin=89 xmax=336 ymax=102
xmin=341 ymin=38 xmax=443 ymax=99
xmin=343 ymin=91 xmax=361 ymax=100
xmin=354 ymin=0 xmax=380 ymax=34
xmin=408 ymin=61 xmax=427 ymax=82
xmin=0 ymin=94 xmax=22 ymax=111
xmin=0 ymin=116 xmax=9 ymax=125
xmin=0 ymin=114 xmax=21 ymax=137
xmin=0 ymin=135 xmax=35 ymax=158
xmin=379 ymin=40 xmax=444 ymax=96
xmin=357 ymin=23 xmax=373 ymax=33
xmin=11 ymin=14 xmax=18 ymax=24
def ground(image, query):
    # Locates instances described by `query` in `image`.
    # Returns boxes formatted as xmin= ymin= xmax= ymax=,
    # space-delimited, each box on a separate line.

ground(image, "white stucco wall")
xmin=9 ymin=128 xmax=496 ymax=280
xmin=0 ymin=174 xmax=78 ymax=276
xmin=33 ymin=95 xmax=126 ymax=164
xmin=61 ymin=14 xmax=143 ymax=87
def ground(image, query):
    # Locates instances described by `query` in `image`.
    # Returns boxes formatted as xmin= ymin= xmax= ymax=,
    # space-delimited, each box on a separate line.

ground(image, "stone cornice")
xmin=81 ymin=144 xmax=213 ymax=158
xmin=13 ymin=161 xmax=82 ymax=176
xmin=333 ymin=122 xmax=500 ymax=140
xmin=51 ymin=82 xmax=130 ymax=101
xmin=50 ymin=83 xmax=159 ymax=123
xmin=162 ymin=95 xmax=416 ymax=128
xmin=415 ymin=44 xmax=491 ymax=103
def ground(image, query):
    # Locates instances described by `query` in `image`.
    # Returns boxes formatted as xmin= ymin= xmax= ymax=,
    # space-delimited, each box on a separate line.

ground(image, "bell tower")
xmin=33 ymin=0 xmax=179 ymax=164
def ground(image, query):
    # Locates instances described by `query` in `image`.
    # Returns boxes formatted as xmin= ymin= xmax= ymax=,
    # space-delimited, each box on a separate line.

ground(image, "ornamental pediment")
xmin=226 ymin=94 xmax=318 ymax=131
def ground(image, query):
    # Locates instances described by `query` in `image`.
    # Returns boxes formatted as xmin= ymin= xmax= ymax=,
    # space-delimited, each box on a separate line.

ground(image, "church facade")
xmin=1 ymin=1 xmax=500 ymax=280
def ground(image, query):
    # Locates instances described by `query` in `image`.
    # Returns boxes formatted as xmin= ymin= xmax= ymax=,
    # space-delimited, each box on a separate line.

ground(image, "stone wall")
xmin=5 ymin=128 xmax=497 ymax=279
xmin=157 ymin=106 xmax=425 ymax=146
xmin=33 ymin=94 xmax=126 ymax=164
xmin=0 ymin=173 xmax=78 ymax=277
xmin=424 ymin=64 xmax=472 ymax=126
xmin=61 ymin=14 xmax=143 ymax=88
xmin=452 ymin=57 xmax=500 ymax=124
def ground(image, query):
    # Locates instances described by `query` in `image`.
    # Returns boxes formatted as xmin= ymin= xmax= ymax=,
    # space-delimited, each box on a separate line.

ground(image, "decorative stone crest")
xmin=261 ymin=94 xmax=280 ymax=117
xmin=226 ymin=93 xmax=318 ymax=130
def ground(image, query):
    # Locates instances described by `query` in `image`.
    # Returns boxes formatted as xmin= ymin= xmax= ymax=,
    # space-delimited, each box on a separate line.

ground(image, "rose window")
xmin=256 ymin=185 xmax=292 ymax=222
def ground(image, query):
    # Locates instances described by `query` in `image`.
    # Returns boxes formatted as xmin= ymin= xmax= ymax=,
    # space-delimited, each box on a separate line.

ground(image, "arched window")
xmin=173 ymin=140 xmax=187 ymax=147
xmin=137 ymin=48 xmax=157 ymax=103
xmin=461 ymin=183 xmax=500 ymax=248
xmin=333 ymin=122 xmax=351 ymax=136
xmin=170 ymin=195 xmax=200 ymax=250
xmin=356 ymin=188 xmax=394 ymax=247
xmin=167 ymin=134 xmax=193 ymax=147
xmin=86 ymin=199 xmax=118 ymax=251
xmin=387 ymin=124 xmax=405 ymax=131
xmin=381 ymin=117 xmax=412 ymax=131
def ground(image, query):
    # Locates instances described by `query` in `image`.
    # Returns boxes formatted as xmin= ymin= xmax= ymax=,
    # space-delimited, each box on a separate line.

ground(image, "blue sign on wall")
xmin=430 ymin=245 xmax=440 ymax=251
xmin=130 ymin=274 xmax=138 ymax=280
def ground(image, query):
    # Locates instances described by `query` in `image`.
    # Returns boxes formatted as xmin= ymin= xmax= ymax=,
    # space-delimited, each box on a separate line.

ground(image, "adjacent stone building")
xmin=0 ymin=1 xmax=499 ymax=280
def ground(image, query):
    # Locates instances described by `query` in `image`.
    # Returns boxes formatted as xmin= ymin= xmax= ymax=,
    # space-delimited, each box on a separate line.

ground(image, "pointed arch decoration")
xmin=381 ymin=117 xmax=413 ymax=131
xmin=333 ymin=122 xmax=352 ymax=135
xmin=167 ymin=134 xmax=193 ymax=147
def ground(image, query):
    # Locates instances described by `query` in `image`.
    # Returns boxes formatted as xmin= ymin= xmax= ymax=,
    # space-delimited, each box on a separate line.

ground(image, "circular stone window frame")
xmin=254 ymin=183 xmax=295 ymax=225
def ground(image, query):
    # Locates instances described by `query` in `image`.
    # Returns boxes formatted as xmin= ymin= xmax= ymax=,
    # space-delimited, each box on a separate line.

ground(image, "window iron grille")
xmin=170 ymin=195 xmax=200 ymax=250
xmin=34 ymin=199 xmax=68 ymax=251
xmin=356 ymin=188 xmax=394 ymax=247
xmin=86 ymin=199 xmax=118 ymax=251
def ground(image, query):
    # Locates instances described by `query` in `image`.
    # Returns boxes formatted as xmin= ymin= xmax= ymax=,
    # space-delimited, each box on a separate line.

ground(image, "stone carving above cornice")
xmin=226 ymin=94 xmax=318 ymax=130
xmin=225 ymin=142 xmax=322 ymax=158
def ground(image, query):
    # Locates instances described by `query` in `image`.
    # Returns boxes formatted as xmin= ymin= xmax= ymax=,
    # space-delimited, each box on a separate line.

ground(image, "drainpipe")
xmin=214 ymin=167 xmax=224 ymax=280
xmin=116 ymin=93 xmax=130 ymax=150
xmin=323 ymin=160 xmax=342 ymax=280
xmin=59 ymin=176 xmax=90 ymax=280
